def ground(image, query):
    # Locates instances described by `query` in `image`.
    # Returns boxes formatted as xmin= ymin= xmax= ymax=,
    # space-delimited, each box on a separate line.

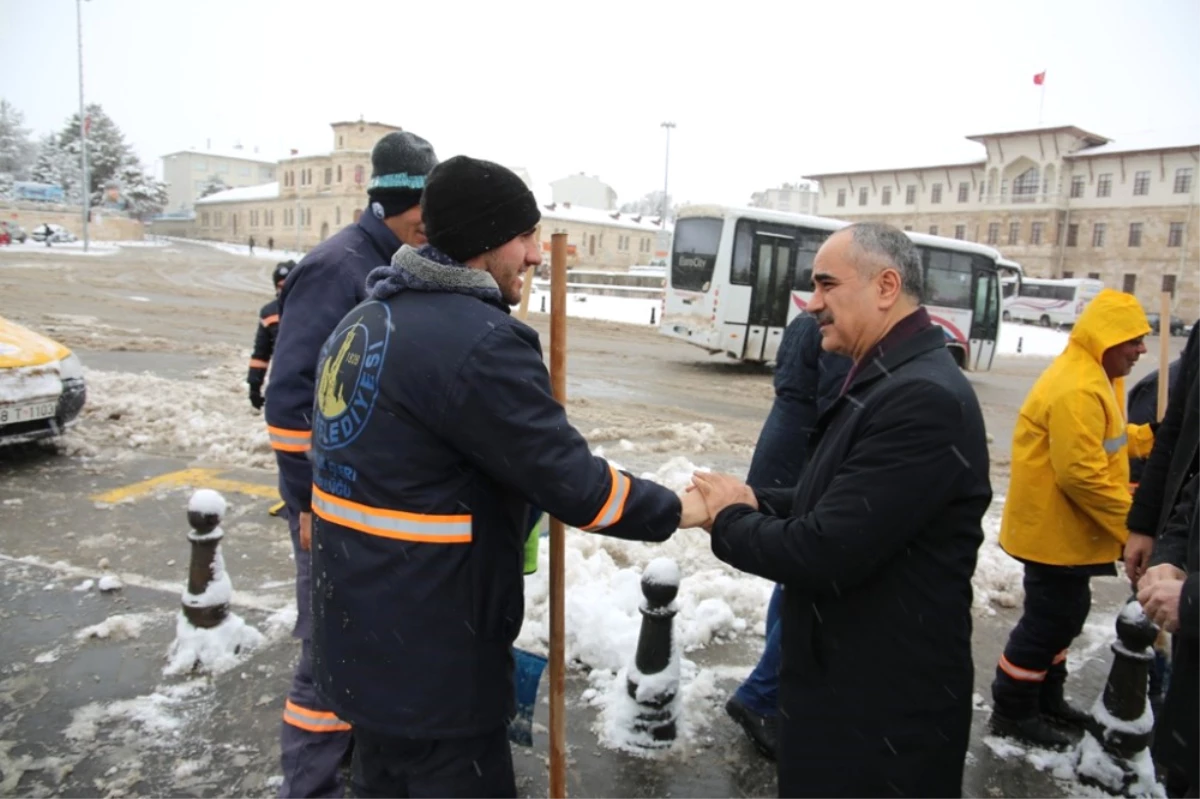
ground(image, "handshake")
xmin=677 ymin=471 xmax=759 ymax=532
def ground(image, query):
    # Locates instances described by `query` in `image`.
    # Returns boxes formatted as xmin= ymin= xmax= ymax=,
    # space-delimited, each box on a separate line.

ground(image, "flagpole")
xmin=1038 ymin=82 xmax=1046 ymax=126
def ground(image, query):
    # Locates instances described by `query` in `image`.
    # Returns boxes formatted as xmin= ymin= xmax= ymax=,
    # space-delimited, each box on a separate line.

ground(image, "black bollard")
xmin=1077 ymin=597 xmax=1160 ymax=795
xmin=625 ymin=558 xmax=680 ymax=748
xmin=541 ymin=295 xmax=546 ymax=314
xmin=650 ymin=306 xmax=657 ymax=325
xmin=183 ymin=490 xmax=229 ymax=629
xmin=1017 ymin=336 xmax=1023 ymax=354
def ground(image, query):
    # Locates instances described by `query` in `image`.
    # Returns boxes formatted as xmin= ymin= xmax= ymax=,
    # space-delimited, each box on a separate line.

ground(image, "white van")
xmin=1002 ymin=277 xmax=1104 ymax=328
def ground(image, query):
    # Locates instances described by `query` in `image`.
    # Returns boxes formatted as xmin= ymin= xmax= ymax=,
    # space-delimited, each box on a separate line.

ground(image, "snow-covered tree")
xmin=0 ymin=99 xmax=36 ymax=180
xmin=29 ymin=133 xmax=82 ymax=204
xmin=620 ymin=190 xmax=676 ymax=222
xmin=57 ymin=104 xmax=137 ymax=206
xmin=199 ymin=174 xmax=230 ymax=198
xmin=117 ymin=162 xmax=169 ymax=219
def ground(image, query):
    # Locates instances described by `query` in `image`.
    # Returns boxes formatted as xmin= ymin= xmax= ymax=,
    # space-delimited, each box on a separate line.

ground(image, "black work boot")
xmin=1041 ymin=667 xmax=1091 ymax=730
xmin=989 ymin=710 xmax=1074 ymax=749
xmin=725 ymin=695 xmax=778 ymax=760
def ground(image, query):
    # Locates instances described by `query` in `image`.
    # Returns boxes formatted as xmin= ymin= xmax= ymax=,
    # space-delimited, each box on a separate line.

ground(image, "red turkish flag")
xmin=83 ymin=115 xmax=91 ymax=136
xmin=1033 ymin=71 xmax=1046 ymax=86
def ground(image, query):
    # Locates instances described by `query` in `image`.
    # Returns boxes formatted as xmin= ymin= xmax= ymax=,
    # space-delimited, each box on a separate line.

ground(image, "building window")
xmin=1013 ymin=167 xmax=1040 ymax=201
xmin=905 ymin=185 xmax=916 ymax=204
xmin=1133 ymin=170 xmax=1150 ymax=196
xmin=194 ymin=159 xmax=207 ymax=172
xmin=338 ymin=135 xmax=344 ymax=148
xmin=1163 ymin=274 xmax=1177 ymax=297
xmin=336 ymin=206 xmax=341 ymax=225
xmin=836 ymin=189 xmax=846 ymax=207
xmin=1030 ymin=222 xmax=1044 ymax=245
xmin=881 ymin=186 xmax=891 ymax=206
xmin=337 ymin=165 xmax=342 ymax=183
xmin=954 ymin=224 xmax=965 ymax=240
xmin=1066 ymin=223 xmax=1079 ymax=247
xmin=1070 ymin=175 xmax=1085 ymax=198
xmin=931 ymin=183 xmax=943 ymax=204
xmin=1062 ymin=271 xmax=1074 ymax=278
xmin=903 ymin=225 xmax=913 ymax=231
xmin=1175 ymin=167 xmax=1194 ymax=194
xmin=201 ymin=212 xmax=209 ymax=226
xmin=1167 ymin=221 xmax=1184 ymax=247
xmin=354 ymin=165 xmax=365 ymax=185
xmin=958 ymin=182 xmax=969 ymax=203
xmin=1123 ymin=274 xmax=1136 ymax=293
xmin=929 ymin=225 xmax=938 ymax=236
xmin=324 ymin=167 xmax=333 ymax=185
xmin=1008 ymin=221 xmax=1020 ymax=245
xmin=1128 ymin=222 xmax=1143 ymax=247
xmin=1092 ymin=223 xmax=1106 ymax=247
xmin=857 ymin=187 xmax=867 ymax=206
xmin=987 ymin=222 xmax=1000 ymax=244
xmin=1096 ymin=173 xmax=1112 ymax=198
xmin=1087 ymin=272 xmax=1101 ymax=280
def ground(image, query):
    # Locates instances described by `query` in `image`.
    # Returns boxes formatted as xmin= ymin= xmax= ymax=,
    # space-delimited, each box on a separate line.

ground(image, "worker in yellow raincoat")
xmin=990 ymin=288 xmax=1154 ymax=749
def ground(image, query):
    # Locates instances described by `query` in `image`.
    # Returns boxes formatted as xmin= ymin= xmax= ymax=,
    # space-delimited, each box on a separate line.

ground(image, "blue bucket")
xmin=508 ymin=647 xmax=548 ymax=746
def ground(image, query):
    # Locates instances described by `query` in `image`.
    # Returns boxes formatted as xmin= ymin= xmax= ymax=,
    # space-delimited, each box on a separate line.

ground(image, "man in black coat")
xmin=1130 ymin=323 xmax=1199 ymax=798
xmin=691 ymin=223 xmax=991 ymax=798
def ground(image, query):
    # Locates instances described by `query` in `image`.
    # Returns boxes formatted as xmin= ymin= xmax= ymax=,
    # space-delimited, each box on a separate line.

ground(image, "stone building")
xmin=803 ymin=125 xmax=1199 ymax=318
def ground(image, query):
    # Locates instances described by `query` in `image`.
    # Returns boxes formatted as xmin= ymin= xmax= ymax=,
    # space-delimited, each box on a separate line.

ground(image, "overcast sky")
xmin=2 ymin=0 xmax=1198 ymax=206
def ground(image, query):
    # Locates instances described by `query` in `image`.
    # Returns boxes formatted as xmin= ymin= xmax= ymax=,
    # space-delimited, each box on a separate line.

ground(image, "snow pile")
xmin=65 ymin=680 xmax=206 ymax=744
xmin=998 ymin=323 xmax=1069 ymax=357
xmin=971 ymin=494 xmax=1024 ymax=611
xmin=643 ymin=557 xmax=681 ymax=588
xmin=164 ymin=611 xmax=264 ymax=676
xmin=188 ymin=488 xmax=228 ymax=518
xmin=590 ymin=656 xmax=722 ymax=754
xmin=525 ymin=290 xmax=661 ymax=327
xmin=0 ymin=364 xmax=63 ymax=404
xmin=75 ymin=613 xmax=155 ymax=641
xmin=1 ymin=241 xmax=120 ymax=257
xmin=67 ymin=360 xmax=273 ymax=468
xmin=1076 ymin=731 xmax=1164 ymax=798
xmin=97 ymin=575 xmax=123 ymax=592
xmin=1119 ymin=601 xmax=1148 ymax=624
xmin=589 ymin=422 xmax=750 ymax=457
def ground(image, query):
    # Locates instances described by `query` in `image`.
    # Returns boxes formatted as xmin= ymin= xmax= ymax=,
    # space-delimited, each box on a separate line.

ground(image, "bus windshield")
xmin=671 ymin=217 xmax=722 ymax=291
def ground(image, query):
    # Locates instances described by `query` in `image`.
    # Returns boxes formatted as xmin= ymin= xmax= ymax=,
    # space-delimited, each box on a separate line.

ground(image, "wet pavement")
xmin=0 ymin=444 xmax=1136 ymax=798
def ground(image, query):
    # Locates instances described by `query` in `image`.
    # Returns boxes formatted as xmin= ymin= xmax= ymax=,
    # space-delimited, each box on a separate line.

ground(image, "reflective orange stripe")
xmin=312 ymin=485 xmax=473 ymax=543
xmin=998 ymin=654 xmax=1047 ymax=682
xmin=1052 ymin=649 xmax=1068 ymax=665
xmin=583 ymin=463 xmax=631 ymax=532
xmin=267 ymin=425 xmax=311 ymax=453
xmin=261 ymin=314 xmax=280 ymax=326
xmin=249 ymin=358 xmax=270 ymax=369
xmin=282 ymin=699 xmax=351 ymax=733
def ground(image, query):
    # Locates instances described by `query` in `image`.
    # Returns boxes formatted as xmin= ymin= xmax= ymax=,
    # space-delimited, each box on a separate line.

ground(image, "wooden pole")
xmin=1157 ymin=292 xmax=1171 ymax=421
xmin=517 ymin=242 xmax=537 ymax=320
xmin=548 ymin=232 xmax=568 ymax=798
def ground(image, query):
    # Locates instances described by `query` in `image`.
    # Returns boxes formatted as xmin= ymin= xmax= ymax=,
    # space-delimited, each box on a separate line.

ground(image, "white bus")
xmin=1001 ymin=276 xmax=1103 ymax=328
xmin=661 ymin=205 xmax=1017 ymax=371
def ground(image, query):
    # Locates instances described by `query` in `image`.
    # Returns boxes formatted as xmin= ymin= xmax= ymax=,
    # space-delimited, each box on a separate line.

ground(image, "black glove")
xmin=249 ymin=382 xmax=264 ymax=410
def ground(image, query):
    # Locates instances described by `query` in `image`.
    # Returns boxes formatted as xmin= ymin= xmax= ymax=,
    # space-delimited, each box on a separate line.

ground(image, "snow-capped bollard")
xmin=183 ymin=489 xmax=229 ymax=628
xmin=624 ymin=557 xmax=681 ymax=749
xmin=165 ymin=490 xmax=264 ymax=676
xmin=1076 ymin=598 xmax=1163 ymax=797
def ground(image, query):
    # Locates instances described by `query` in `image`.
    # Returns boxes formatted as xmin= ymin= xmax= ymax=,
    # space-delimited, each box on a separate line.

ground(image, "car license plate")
xmin=0 ymin=401 xmax=56 ymax=425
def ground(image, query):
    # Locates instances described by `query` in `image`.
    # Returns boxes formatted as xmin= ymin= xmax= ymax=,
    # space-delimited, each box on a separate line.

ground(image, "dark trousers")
xmin=992 ymin=562 xmax=1093 ymax=718
xmin=350 ymin=725 xmax=516 ymax=798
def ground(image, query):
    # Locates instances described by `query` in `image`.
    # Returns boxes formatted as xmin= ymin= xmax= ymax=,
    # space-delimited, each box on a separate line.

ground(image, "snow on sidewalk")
xmin=998 ymin=322 xmax=1069 ymax=357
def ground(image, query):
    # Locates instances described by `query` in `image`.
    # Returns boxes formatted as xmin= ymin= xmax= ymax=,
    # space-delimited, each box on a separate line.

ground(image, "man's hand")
xmin=691 ymin=471 xmax=757 ymax=529
xmin=248 ymin=382 xmax=264 ymax=410
xmin=299 ymin=511 xmax=312 ymax=552
xmin=679 ymin=488 xmax=712 ymax=531
xmin=1123 ymin=532 xmax=1156 ymax=585
xmin=1139 ymin=562 xmax=1186 ymax=591
xmin=1138 ymin=578 xmax=1184 ymax=633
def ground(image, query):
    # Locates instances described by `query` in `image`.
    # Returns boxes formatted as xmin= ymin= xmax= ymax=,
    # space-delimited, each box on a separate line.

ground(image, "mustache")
xmin=813 ymin=311 xmax=834 ymax=325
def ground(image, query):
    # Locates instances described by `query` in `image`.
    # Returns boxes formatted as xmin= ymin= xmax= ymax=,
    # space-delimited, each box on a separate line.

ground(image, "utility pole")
xmin=77 ymin=0 xmax=90 ymax=251
xmin=660 ymin=122 xmax=675 ymax=228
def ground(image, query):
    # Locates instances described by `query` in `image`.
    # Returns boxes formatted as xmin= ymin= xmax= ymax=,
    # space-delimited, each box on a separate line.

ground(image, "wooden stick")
xmin=1158 ymin=292 xmax=1171 ymax=422
xmin=517 ymin=241 xmax=536 ymax=320
xmin=548 ymin=232 xmax=569 ymax=798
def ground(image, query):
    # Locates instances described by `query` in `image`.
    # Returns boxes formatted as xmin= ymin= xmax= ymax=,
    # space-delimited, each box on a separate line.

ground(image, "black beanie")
xmin=422 ymin=156 xmax=541 ymax=263
xmin=366 ymin=131 xmax=438 ymax=218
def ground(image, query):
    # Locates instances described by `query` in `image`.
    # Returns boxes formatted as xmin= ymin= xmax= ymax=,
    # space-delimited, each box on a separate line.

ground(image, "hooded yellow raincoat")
xmin=1000 ymin=289 xmax=1154 ymax=566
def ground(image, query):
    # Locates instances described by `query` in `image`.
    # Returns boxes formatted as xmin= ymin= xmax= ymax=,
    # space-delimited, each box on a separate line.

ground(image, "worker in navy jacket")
xmin=310 ymin=157 xmax=703 ymax=798
xmin=264 ymin=131 xmax=438 ymax=799
xmin=246 ymin=261 xmax=294 ymax=410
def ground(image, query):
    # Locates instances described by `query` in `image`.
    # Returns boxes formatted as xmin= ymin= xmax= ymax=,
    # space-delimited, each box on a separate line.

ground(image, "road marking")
xmin=90 ymin=468 xmax=278 ymax=504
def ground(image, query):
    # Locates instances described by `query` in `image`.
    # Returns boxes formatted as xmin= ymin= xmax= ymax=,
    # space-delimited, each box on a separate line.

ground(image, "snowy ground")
xmin=998 ymin=322 xmax=1070 ymax=357
xmin=166 ymin=236 xmax=307 ymax=265
xmin=0 ymin=239 xmax=168 ymax=257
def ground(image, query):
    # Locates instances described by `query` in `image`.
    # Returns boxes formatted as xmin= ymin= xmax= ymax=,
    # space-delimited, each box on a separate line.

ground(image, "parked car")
xmin=0 ymin=316 xmax=87 ymax=446
xmin=29 ymin=223 xmax=77 ymax=243
xmin=1145 ymin=312 xmax=1190 ymax=337
xmin=0 ymin=221 xmax=28 ymax=243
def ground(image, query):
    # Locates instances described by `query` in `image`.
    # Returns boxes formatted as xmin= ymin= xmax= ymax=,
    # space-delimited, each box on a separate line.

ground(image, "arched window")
xmin=1013 ymin=167 xmax=1040 ymax=200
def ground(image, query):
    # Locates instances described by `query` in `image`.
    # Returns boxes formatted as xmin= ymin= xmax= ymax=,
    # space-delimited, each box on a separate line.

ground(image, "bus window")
xmin=671 ymin=217 xmax=723 ymax=291
xmin=730 ymin=221 xmax=753 ymax=285
xmin=792 ymin=234 xmax=823 ymax=291
xmin=924 ymin=249 xmax=973 ymax=307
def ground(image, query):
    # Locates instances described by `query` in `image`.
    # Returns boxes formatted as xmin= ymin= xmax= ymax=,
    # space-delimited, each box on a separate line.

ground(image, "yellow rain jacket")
xmin=1000 ymin=289 xmax=1155 ymax=566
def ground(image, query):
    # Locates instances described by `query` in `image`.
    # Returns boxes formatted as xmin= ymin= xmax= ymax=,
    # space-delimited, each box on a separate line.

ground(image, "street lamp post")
xmin=76 ymin=0 xmax=90 ymax=252
xmin=660 ymin=122 xmax=675 ymax=228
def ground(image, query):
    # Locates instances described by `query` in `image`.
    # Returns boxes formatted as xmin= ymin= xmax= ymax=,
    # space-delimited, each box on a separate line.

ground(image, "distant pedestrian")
xmin=268 ymin=236 xmax=275 ymax=251
xmin=249 ymin=236 xmax=256 ymax=255
xmin=42 ymin=223 xmax=53 ymax=247
xmin=246 ymin=261 xmax=295 ymax=411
